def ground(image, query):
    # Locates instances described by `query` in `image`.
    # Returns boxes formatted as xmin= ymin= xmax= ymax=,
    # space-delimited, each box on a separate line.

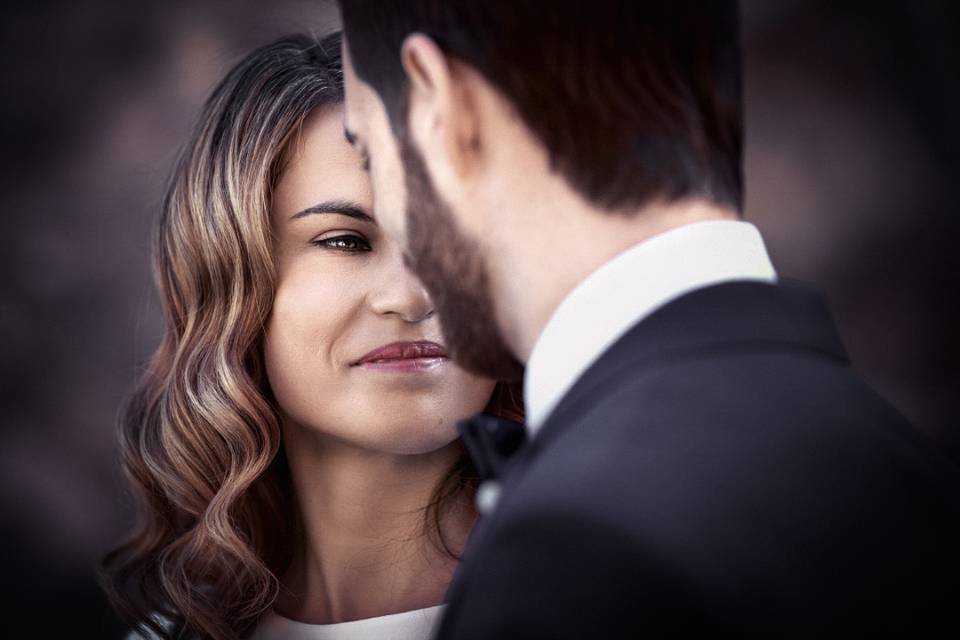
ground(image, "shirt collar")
xmin=523 ymin=220 xmax=777 ymax=437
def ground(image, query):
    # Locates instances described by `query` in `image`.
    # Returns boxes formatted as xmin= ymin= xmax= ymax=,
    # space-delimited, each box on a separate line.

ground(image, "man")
xmin=336 ymin=1 xmax=960 ymax=636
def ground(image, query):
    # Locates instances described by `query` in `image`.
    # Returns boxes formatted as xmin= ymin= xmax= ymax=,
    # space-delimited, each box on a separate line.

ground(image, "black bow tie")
xmin=456 ymin=413 xmax=528 ymax=482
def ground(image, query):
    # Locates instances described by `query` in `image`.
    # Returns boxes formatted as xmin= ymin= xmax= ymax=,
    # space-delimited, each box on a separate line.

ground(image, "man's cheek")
xmin=372 ymin=186 xmax=405 ymax=245
xmin=383 ymin=174 xmax=410 ymax=241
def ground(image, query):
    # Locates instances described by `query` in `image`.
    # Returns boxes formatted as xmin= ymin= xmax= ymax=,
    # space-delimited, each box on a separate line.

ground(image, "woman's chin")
xmin=359 ymin=426 xmax=462 ymax=457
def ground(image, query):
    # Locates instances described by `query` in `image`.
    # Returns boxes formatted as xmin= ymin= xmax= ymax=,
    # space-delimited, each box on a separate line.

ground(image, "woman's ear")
xmin=401 ymin=33 xmax=482 ymax=182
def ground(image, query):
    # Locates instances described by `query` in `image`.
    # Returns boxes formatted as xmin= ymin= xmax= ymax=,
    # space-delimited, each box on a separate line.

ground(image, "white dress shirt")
xmin=523 ymin=220 xmax=777 ymax=437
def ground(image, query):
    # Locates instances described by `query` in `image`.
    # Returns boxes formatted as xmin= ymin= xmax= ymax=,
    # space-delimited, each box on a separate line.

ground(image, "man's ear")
xmin=401 ymin=33 xmax=480 ymax=181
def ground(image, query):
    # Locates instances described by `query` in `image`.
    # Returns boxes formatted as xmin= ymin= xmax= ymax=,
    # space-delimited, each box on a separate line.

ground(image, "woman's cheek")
xmin=265 ymin=276 xmax=320 ymax=394
xmin=266 ymin=262 xmax=359 ymax=404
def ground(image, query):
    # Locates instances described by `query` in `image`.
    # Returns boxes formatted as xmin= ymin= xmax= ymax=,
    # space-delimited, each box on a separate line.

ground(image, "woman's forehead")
xmin=274 ymin=105 xmax=374 ymax=223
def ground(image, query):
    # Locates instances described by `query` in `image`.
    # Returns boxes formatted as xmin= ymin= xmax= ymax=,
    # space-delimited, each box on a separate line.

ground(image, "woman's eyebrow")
xmin=290 ymin=199 xmax=375 ymax=223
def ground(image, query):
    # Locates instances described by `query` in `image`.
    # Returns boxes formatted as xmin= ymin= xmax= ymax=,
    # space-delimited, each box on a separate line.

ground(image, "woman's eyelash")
xmin=312 ymin=234 xmax=372 ymax=253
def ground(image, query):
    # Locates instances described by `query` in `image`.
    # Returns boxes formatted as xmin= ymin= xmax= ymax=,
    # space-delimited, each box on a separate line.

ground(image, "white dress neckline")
xmin=250 ymin=604 xmax=446 ymax=640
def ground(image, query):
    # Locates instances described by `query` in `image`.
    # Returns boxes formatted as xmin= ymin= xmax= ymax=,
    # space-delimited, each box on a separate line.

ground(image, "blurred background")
xmin=1 ymin=0 xmax=957 ymax=637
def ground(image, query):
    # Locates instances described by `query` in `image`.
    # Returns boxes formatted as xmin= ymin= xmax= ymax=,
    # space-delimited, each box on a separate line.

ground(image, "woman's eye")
xmin=312 ymin=234 xmax=372 ymax=252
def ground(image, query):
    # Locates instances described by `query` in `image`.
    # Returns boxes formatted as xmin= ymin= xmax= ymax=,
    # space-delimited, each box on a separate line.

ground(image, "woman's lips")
xmin=353 ymin=341 xmax=448 ymax=372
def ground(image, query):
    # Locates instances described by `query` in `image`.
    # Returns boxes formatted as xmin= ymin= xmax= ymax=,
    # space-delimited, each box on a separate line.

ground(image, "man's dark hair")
xmin=338 ymin=1 xmax=744 ymax=212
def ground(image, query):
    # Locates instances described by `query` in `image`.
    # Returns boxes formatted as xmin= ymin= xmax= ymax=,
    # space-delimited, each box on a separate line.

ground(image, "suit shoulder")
xmin=540 ymin=349 xmax=958 ymax=493
xmin=502 ymin=350 xmax=960 ymax=566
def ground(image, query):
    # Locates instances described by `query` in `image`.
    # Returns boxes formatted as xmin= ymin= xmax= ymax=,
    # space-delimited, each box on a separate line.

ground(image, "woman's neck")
xmin=273 ymin=425 xmax=476 ymax=624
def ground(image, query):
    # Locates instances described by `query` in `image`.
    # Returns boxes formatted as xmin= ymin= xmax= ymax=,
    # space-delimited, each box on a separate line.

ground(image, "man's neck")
xmin=274 ymin=426 xmax=475 ymax=624
xmin=521 ymin=218 xmax=776 ymax=432
xmin=493 ymin=198 xmax=739 ymax=363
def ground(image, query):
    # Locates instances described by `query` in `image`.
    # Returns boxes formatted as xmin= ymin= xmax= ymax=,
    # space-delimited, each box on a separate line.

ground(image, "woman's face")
xmin=265 ymin=105 xmax=497 ymax=455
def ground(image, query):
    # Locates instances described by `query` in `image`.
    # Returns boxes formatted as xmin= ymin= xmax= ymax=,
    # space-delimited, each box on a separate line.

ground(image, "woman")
xmin=100 ymin=31 xmax=523 ymax=640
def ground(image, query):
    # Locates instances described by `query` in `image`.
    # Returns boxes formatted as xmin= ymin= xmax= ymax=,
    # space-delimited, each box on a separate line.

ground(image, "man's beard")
xmin=399 ymin=137 xmax=524 ymax=382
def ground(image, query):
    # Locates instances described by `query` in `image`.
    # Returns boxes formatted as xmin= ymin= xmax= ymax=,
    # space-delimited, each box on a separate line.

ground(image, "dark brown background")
xmin=1 ymin=1 xmax=957 ymax=637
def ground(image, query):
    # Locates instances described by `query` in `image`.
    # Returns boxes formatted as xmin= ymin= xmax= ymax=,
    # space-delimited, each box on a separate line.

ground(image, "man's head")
xmin=339 ymin=1 xmax=743 ymax=378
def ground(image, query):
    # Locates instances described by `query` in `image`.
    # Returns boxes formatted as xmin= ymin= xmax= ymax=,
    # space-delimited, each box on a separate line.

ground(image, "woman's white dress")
xmin=128 ymin=605 xmax=445 ymax=640
xmin=250 ymin=604 xmax=446 ymax=640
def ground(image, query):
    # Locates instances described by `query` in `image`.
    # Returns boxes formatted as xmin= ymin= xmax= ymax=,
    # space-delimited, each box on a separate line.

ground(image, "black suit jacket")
xmin=437 ymin=282 xmax=960 ymax=638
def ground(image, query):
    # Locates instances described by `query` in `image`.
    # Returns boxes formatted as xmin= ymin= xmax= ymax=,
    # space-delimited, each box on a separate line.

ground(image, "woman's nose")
xmin=369 ymin=257 xmax=436 ymax=323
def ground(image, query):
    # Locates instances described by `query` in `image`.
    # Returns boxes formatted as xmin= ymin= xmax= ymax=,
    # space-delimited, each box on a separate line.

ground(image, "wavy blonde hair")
xmin=99 ymin=32 xmax=523 ymax=640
